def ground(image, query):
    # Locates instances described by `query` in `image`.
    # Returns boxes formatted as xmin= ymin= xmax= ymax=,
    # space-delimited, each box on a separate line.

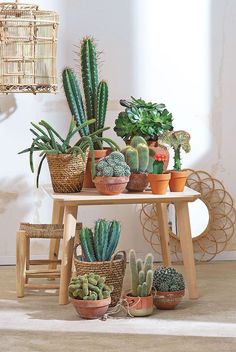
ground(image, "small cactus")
xmin=69 ymin=273 xmax=113 ymax=300
xmin=95 ymin=152 xmax=131 ymax=177
xmin=122 ymin=136 xmax=150 ymax=173
xmin=153 ymin=266 xmax=185 ymax=292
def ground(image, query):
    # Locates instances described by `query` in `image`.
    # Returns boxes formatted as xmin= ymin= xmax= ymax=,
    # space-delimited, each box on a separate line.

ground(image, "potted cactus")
xmin=93 ymin=151 xmax=131 ymax=195
xmin=122 ymin=136 xmax=154 ymax=192
xmin=69 ymin=273 xmax=113 ymax=319
xmin=62 ymin=37 xmax=119 ymax=188
xmin=158 ymin=130 xmax=191 ymax=192
xmin=148 ymin=153 xmax=170 ymax=194
xmin=152 ymin=266 xmax=185 ymax=310
xmin=125 ymin=249 xmax=154 ymax=317
xmin=74 ymin=219 xmax=126 ymax=307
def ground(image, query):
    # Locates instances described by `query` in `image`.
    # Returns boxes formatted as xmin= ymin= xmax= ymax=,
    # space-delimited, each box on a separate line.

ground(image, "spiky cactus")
xmin=80 ymin=219 xmax=121 ymax=262
xmin=62 ymin=37 xmax=109 ymax=142
xmin=95 ymin=152 xmax=131 ymax=177
xmin=69 ymin=273 xmax=113 ymax=300
xmin=129 ymin=249 xmax=154 ymax=297
xmin=153 ymin=266 xmax=185 ymax=292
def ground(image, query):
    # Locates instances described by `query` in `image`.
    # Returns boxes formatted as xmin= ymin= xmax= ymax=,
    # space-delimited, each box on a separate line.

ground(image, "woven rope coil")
xmin=20 ymin=223 xmax=82 ymax=238
xmin=74 ymin=248 xmax=127 ymax=307
xmin=47 ymin=152 xmax=88 ymax=193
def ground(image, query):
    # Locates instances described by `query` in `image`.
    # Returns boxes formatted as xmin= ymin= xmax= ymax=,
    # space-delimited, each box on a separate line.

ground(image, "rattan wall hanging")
xmin=0 ymin=1 xmax=58 ymax=94
xmin=140 ymin=169 xmax=236 ymax=262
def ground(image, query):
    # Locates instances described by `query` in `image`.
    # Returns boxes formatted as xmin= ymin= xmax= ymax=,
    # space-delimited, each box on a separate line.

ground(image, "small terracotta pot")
xmin=124 ymin=294 xmax=154 ymax=317
xmin=83 ymin=149 xmax=110 ymax=189
xmin=93 ymin=176 xmax=129 ymax=195
xmin=169 ymin=170 xmax=188 ymax=192
xmin=153 ymin=290 xmax=185 ymax=310
xmin=147 ymin=140 xmax=169 ymax=172
xmin=126 ymin=173 xmax=148 ymax=192
xmin=71 ymin=297 xmax=111 ymax=319
xmin=148 ymin=173 xmax=171 ymax=195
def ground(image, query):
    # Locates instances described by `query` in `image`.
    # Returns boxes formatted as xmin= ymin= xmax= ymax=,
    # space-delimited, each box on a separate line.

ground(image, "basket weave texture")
xmin=19 ymin=223 xmax=82 ymax=238
xmin=74 ymin=249 xmax=126 ymax=307
xmin=47 ymin=153 xmax=88 ymax=193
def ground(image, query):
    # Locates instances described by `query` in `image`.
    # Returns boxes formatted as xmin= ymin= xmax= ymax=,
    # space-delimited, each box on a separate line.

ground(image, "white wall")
xmin=0 ymin=0 xmax=235 ymax=263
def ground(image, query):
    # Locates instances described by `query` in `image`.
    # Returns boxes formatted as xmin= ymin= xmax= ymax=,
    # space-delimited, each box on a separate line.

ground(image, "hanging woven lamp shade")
xmin=0 ymin=1 xmax=59 ymax=94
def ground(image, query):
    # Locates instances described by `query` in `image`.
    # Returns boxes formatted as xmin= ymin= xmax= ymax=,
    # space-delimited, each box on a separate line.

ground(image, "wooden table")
xmin=43 ymin=185 xmax=200 ymax=305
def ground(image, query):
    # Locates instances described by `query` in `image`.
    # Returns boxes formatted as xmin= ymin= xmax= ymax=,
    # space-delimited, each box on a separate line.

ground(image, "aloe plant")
xmin=18 ymin=118 xmax=106 ymax=187
xmin=62 ymin=37 xmax=112 ymax=150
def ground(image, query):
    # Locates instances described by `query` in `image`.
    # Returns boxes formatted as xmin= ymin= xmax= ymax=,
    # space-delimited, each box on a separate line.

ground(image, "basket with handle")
xmin=74 ymin=242 xmax=126 ymax=307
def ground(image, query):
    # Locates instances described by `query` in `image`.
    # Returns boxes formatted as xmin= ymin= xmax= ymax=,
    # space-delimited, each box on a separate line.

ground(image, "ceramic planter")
xmin=153 ymin=289 xmax=185 ymax=310
xmin=126 ymin=173 xmax=148 ymax=192
xmin=124 ymin=294 xmax=154 ymax=317
xmin=169 ymin=170 xmax=188 ymax=192
xmin=93 ymin=176 xmax=129 ymax=195
xmin=83 ymin=149 xmax=110 ymax=189
xmin=71 ymin=297 xmax=111 ymax=319
xmin=148 ymin=173 xmax=171 ymax=195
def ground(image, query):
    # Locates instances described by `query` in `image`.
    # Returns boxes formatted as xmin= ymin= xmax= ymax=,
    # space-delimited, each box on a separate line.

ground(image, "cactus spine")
xmin=122 ymin=136 xmax=150 ymax=173
xmin=80 ymin=219 xmax=121 ymax=262
xmin=129 ymin=249 xmax=154 ymax=297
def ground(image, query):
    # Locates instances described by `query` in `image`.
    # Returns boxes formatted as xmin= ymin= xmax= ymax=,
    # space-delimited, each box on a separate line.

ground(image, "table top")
xmin=42 ymin=185 xmax=200 ymax=206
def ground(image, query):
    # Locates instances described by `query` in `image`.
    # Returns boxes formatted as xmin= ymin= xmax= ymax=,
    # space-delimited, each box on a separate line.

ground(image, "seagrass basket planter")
xmin=47 ymin=152 xmax=88 ymax=193
xmin=0 ymin=1 xmax=58 ymax=94
xmin=74 ymin=246 xmax=127 ymax=307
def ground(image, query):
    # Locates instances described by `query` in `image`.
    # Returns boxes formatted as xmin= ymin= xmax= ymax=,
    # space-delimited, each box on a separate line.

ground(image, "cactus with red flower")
xmin=152 ymin=154 xmax=168 ymax=174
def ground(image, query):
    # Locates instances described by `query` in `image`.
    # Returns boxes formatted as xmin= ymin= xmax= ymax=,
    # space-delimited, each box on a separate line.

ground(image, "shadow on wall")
xmin=0 ymin=95 xmax=17 ymax=123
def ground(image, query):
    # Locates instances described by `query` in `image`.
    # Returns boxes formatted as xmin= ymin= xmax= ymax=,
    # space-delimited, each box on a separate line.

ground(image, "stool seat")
xmin=16 ymin=222 xmax=82 ymax=297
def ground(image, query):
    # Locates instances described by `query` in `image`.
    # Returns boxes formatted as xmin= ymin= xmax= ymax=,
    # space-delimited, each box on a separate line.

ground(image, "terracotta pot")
xmin=83 ymin=149 xmax=111 ymax=189
xmin=148 ymin=173 xmax=171 ymax=195
xmin=71 ymin=297 xmax=111 ymax=319
xmin=147 ymin=140 xmax=169 ymax=172
xmin=93 ymin=176 xmax=129 ymax=195
xmin=169 ymin=170 xmax=188 ymax=192
xmin=126 ymin=173 xmax=148 ymax=192
xmin=153 ymin=290 xmax=185 ymax=310
xmin=124 ymin=294 xmax=154 ymax=317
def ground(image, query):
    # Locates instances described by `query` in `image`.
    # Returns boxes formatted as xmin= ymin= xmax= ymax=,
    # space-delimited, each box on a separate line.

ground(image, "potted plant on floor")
xmin=69 ymin=273 xmax=113 ymax=319
xmin=18 ymin=119 xmax=98 ymax=193
xmin=158 ymin=130 xmax=191 ymax=192
xmin=74 ymin=219 xmax=126 ymax=307
xmin=93 ymin=151 xmax=131 ymax=195
xmin=63 ymin=37 xmax=119 ymax=188
xmin=152 ymin=266 xmax=185 ymax=310
xmin=124 ymin=249 xmax=154 ymax=317
xmin=148 ymin=153 xmax=170 ymax=194
xmin=122 ymin=136 xmax=155 ymax=192
xmin=114 ymin=96 xmax=173 ymax=170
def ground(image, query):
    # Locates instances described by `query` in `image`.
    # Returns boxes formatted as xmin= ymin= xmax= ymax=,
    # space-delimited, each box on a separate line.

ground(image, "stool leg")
xmin=25 ymin=237 xmax=30 ymax=284
xmin=156 ymin=203 xmax=171 ymax=266
xmin=49 ymin=201 xmax=64 ymax=273
xmin=16 ymin=231 xmax=27 ymax=298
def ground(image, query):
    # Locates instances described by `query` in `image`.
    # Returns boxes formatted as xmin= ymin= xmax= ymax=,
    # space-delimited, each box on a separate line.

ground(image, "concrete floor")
xmin=1 ymin=262 xmax=236 ymax=351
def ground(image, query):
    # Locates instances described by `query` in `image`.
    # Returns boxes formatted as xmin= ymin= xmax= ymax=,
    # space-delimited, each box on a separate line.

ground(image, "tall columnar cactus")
xmin=122 ymin=136 xmax=151 ymax=173
xmin=62 ymin=37 xmax=109 ymax=139
xmin=69 ymin=273 xmax=113 ymax=300
xmin=96 ymin=152 xmax=131 ymax=177
xmin=80 ymin=219 xmax=121 ymax=262
xmin=129 ymin=249 xmax=154 ymax=297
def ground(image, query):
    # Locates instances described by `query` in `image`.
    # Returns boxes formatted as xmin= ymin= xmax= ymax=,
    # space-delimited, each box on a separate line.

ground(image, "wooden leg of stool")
xmin=16 ymin=231 xmax=27 ymax=298
xmin=25 ymin=237 xmax=30 ymax=284
xmin=156 ymin=203 xmax=171 ymax=266
xmin=49 ymin=201 xmax=64 ymax=273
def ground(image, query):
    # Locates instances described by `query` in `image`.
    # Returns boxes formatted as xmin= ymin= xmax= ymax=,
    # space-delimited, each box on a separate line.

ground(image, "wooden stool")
xmin=16 ymin=223 xmax=81 ymax=297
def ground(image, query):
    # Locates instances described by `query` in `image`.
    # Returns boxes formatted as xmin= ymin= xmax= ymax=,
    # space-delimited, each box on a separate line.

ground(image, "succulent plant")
xmin=80 ymin=219 xmax=121 ymax=262
xmin=152 ymin=154 xmax=168 ymax=174
xmin=158 ymin=130 xmax=191 ymax=171
xmin=69 ymin=273 xmax=113 ymax=300
xmin=95 ymin=152 xmax=131 ymax=177
xmin=153 ymin=266 xmax=185 ymax=292
xmin=129 ymin=249 xmax=154 ymax=297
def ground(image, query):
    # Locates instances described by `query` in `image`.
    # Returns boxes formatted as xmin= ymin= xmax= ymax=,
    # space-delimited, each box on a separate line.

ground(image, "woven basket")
xmin=74 ymin=247 xmax=126 ymax=307
xmin=46 ymin=152 xmax=88 ymax=193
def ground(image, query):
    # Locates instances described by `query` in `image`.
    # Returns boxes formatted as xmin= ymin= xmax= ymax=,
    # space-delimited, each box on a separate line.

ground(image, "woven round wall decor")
xmin=140 ymin=169 xmax=236 ymax=262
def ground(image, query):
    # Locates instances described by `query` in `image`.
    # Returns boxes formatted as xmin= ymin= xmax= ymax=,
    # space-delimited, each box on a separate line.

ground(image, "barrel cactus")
xmin=129 ymin=249 xmax=154 ymax=297
xmin=69 ymin=273 xmax=113 ymax=300
xmin=153 ymin=266 xmax=185 ymax=292
xmin=80 ymin=219 xmax=121 ymax=262
xmin=96 ymin=152 xmax=131 ymax=177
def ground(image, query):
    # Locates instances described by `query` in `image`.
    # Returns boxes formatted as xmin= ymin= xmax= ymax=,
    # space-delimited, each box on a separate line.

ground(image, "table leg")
xmin=175 ymin=201 xmax=199 ymax=299
xmin=156 ymin=203 xmax=171 ymax=266
xmin=59 ymin=205 xmax=78 ymax=305
xmin=48 ymin=201 xmax=64 ymax=272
